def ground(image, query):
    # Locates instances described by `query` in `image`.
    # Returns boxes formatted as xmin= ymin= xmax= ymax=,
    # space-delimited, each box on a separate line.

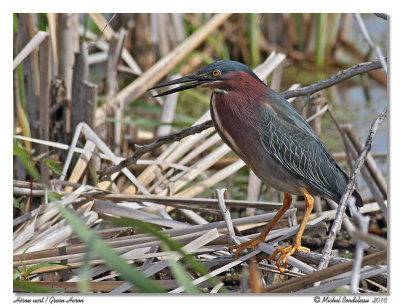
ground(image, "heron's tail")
xmin=344 ymin=189 xmax=363 ymax=217
xmin=352 ymin=189 xmax=364 ymax=208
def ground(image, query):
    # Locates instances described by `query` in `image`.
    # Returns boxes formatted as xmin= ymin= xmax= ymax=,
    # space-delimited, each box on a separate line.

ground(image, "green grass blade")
xmin=248 ymin=13 xmax=260 ymax=67
xmin=13 ymin=138 xmax=42 ymax=183
xmin=315 ymin=13 xmax=328 ymax=67
xmin=293 ymin=13 xmax=305 ymax=51
xmin=162 ymin=242 xmax=201 ymax=293
xmin=77 ymin=239 xmax=94 ymax=293
xmin=25 ymin=263 xmax=65 ymax=278
xmin=57 ymin=205 xmax=166 ymax=293
xmin=13 ymin=280 xmax=58 ymax=293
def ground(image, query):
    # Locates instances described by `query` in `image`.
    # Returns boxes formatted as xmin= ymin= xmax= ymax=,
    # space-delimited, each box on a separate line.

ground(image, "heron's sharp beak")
xmin=148 ymin=74 xmax=207 ymax=97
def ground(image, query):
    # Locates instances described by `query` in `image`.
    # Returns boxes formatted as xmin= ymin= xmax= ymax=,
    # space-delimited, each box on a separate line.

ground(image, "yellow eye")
xmin=212 ymin=69 xmax=221 ymax=77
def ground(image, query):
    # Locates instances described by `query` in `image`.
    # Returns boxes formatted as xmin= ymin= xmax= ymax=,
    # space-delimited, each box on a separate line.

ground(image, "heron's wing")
xmin=260 ymin=92 xmax=346 ymax=199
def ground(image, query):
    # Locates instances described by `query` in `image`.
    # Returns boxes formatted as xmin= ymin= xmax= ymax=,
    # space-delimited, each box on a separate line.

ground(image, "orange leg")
xmin=269 ymin=187 xmax=313 ymax=273
xmin=229 ymin=193 xmax=293 ymax=259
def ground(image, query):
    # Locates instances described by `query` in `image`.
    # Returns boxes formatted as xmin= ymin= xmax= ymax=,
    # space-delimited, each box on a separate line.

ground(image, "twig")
xmin=39 ymin=35 xmax=50 ymax=183
xmin=350 ymin=230 xmax=387 ymax=250
xmin=97 ymin=120 xmax=214 ymax=180
xmin=355 ymin=13 xmax=387 ymax=74
xmin=282 ymin=59 xmax=384 ymax=99
xmin=373 ymin=13 xmax=387 ymax=20
xmin=317 ymin=108 xmax=387 ymax=272
xmin=348 ymin=197 xmax=370 ymax=293
xmin=216 ymin=189 xmax=240 ymax=245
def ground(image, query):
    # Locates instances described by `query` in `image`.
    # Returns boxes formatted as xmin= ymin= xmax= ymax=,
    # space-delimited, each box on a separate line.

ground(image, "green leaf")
xmin=38 ymin=13 xmax=48 ymax=31
xmin=13 ymin=197 xmax=25 ymax=210
xmin=13 ymin=138 xmax=42 ymax=183
xmin=87 ymin=166 xmax=99 ymax=185
xmin=32 ymin=151 xmax=50 ymax=162
xmin=13 ymin=268 xmax=22 ymax=280
xmin=25 ymin=263 xmax=66 ymax=278
xmin=44 ymin=159 xmax=62 ymax=175
xmin=13 ymin=13 xmax=18 ymax=31
xmin=48 ymin=191 xmax=64 ymax=198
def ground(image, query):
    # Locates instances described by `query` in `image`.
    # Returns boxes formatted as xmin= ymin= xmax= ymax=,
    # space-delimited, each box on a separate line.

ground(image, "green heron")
xmin=149 ymin=60 xmax=363 ymax=273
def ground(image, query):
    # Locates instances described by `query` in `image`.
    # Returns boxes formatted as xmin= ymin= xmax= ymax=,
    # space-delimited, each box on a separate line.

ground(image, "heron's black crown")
xmin=198 ymin=60 xmax=264 ymax=84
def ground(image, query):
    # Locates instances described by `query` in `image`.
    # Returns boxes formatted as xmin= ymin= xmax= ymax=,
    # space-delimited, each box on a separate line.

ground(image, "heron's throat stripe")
xmin=213 ymin=88 xmax=228 ymax=94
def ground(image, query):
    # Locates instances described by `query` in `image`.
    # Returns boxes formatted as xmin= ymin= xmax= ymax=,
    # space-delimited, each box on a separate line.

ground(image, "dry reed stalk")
xmin=154 ymin=14 xmax=172 ymax=57
xmin=22 ymin=211 xmax=98 ymax=254
xmin=216 ymin=189 xmax=240 ymax=245
xmin=13 ymin=206 xmax=44 ymax=251
xmin=175 ymin=160 xmax=245 ymax=198
xmin=57 ymin=14 xmax=79 ymax=99
xmin=13 ymin=31 xmax=49 ymax=70
xmin=92 ymin=200 xmax=188 ymax=229
xmin=13 ymin=34 xmax=30 ymax=155
xmin=105 ymin=29 xmax=126 ymax=155
xmin=13 ymin=185 xmax=93 ymax=254
xmin=105 ymin=29 xmax=126 ymax=99
xmin=177 ymin=133 xmax=221 ymax=166
xmin=155 ymin=74 xmax=181 ymax=137
xmin=17 ymin=13 xmax=41 ymax=144
xmin=168 ymin=144 xmax=231 ymax=195
xmin=92 ymin=193 xmax=283 ymax=210
xmin=64 ymin=140 xmax=96 ymax=193
xmin=246 ymin=170 xmax=262 ymax=216
xmin=46 ymin=13 xmax=58 ymax=76
xmin=39 ymin=34 xmax=51 ymax=183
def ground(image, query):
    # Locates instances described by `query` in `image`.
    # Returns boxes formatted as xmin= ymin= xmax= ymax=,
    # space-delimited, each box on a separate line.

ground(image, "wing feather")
xmin=260 ymin=95 xmax=346 ymax=199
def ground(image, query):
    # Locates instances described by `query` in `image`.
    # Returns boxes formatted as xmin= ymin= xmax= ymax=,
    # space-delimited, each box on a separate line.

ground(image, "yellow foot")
xmin=269 ymin=244 xmax=310 ymax=273
xmin=229 ymin=236 xmax=266 ymax=260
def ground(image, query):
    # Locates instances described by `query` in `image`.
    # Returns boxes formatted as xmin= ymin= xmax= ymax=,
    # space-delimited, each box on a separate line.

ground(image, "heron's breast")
xmin=210 ymin=93 xmax=263 ymax=164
